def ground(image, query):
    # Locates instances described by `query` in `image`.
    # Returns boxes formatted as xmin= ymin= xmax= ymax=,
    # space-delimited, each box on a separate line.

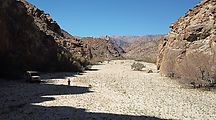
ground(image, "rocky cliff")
xmin=157 ymin=0 xmax=216 ymax=85
xmin=0 ymin=0 xmax=88 ymax=78
xmin=0 ymin=0 xmax=124 ymax=78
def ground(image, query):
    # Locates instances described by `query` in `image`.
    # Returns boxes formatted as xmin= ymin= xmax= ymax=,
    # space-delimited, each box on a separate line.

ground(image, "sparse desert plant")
xmin=190 ymin=81 xmax=202 ymax=88
xmin=168 ymin=72 xmax=175 ymax=78
xmin=131 ymin=62 xmax=146 ymax=71
xmin=209 ymin=74 xmax=216 ymax=87
xmin=178 ymin=52 xmax=216 ymax=89
xmin=212 ymin=74 xmax=216 ymax=83
xmin=191 ymin=66 xmax=216 ymax=89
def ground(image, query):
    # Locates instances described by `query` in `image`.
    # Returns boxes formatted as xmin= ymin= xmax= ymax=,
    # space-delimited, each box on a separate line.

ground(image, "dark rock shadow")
xmin=85 ymin=68 xmax=100 ymax=72
xmin=40 ymin=68 xmax=99 ymax=80
xmin=0 ymin=78 xmax=168 ymax=120
xmin=40 ymin=72 xmax=77 ymax=79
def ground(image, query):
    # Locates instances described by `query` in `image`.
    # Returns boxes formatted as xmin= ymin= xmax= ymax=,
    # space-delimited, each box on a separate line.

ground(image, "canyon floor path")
xmin=1 ymin=60 xmax=216 ymax=120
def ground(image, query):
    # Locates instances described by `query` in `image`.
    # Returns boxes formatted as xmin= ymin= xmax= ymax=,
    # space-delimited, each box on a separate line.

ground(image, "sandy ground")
xmin=0 ymin=60 xmax=216 ymax=120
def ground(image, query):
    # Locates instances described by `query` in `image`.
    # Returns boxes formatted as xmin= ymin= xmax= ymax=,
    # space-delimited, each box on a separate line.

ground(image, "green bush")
xmin=131 ymin=62 xmax=146 ymax=71
xmin=55 ymin=52 xmax=90 ymax=72
xmin=76 ymin=56 xmax=89 ymax=67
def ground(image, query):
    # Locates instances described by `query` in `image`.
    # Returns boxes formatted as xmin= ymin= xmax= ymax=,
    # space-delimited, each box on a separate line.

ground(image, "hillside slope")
xmin=122 ymin=40 xmax=159 ymax=62
xmin=80 ymin=37 xmax=124 ymax=63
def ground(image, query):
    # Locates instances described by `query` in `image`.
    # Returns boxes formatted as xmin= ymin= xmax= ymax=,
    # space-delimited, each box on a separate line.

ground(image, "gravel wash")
xmin=0 ymin=60 xmax=216 ymax=120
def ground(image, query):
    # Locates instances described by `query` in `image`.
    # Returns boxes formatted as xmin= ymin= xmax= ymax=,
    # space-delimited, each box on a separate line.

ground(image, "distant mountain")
xmin=99 ymin=35 xmax=165 ymax=46
xmin=98 ymin=35 xmax=165 ymax=62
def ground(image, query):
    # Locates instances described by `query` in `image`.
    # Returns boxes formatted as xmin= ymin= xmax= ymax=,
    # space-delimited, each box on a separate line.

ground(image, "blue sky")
xmin=27 ymin=0 xmax=202 ymax=37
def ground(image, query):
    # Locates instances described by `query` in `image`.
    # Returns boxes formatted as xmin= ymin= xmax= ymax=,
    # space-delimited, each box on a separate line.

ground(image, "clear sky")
xmin=26 ymin=0 xmax=202 ymax=37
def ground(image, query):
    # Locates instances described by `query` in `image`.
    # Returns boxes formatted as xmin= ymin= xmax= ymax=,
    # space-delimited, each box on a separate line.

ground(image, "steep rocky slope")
xmin=157 ymin=0 xmax=216 ymax=85
xmin=0 ymin=0 xmax=66 ymax=77
xmin=99 ymin=35 xmax=165 ymax=46
xmin=0 ymin=0 xmax=122 ymax=78
xmin=122 ymin=40 xmax=159 ymax=63
xmin=20 ymin=1 xmax=124 ymax=62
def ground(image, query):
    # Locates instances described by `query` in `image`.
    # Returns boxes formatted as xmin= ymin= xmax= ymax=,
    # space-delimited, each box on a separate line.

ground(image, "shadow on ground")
xmin=40 ymin=68 xmax=99 ymax=80
xmin=0 ymin=74 xmax=167 ymax=120
xmin=85 ymin=68 xmax=100 ymax=72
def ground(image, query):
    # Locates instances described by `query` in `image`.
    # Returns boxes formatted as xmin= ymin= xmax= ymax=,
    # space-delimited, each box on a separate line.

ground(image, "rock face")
xmin=0 ymin=0 xmax=124 ymax=77
xmin=0 ymin=0 xmax=87 ymax=77
xmin=80 ymin=37 xmax=124 ymax=63
xmin=99 ymin=35 xmax=165 ymax=46
xmin=122 ymin=40 xmax=159 ymax=63
xmin=21 ymin=0 xmax=89 ymax=59
xmin=157 ymin=0 xmax=216 ymax=84
xmin=1 ymin=0 xmax=57 ymax=77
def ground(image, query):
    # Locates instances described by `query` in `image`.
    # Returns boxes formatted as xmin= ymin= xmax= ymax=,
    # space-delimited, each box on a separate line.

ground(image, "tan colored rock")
xmin=122 ymin=40 xmax=160 ymax=63
xmin=157 ymin=0 xmax=216 ymax=83
xmin=80 ymin=37 xmax=124 ymax=63
xmin=147 ymin=69 xmax=153 ymax=73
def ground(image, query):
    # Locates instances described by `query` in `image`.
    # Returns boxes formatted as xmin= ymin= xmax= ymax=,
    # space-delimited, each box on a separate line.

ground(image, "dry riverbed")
xmin=0 ymin=60 xmax=216 ymax=120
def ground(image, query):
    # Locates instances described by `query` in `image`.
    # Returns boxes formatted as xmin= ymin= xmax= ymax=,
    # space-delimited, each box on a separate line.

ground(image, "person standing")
xmin=68 ymin=78 xmax=71 ymax=86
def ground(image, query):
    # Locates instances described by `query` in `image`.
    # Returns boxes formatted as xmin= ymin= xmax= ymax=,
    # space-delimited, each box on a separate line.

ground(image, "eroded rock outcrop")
xmin=0 ymin=0 xmax=87 ymax=77
xmin=157 ymin=0 xmax=216 ymax=84
xmin=0 ymin=0 xmax=124 ymax=78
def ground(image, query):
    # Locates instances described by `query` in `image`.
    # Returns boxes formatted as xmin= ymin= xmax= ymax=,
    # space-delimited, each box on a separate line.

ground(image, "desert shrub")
xmin=212 ymin=74 xmax=216 ymax=83
xmin=131 ymin=62 xmax=146 ymax=71
xmin=168 ymin=72 xmax=175 ymax=78
xmin=76 ymin=56 xmax=89 ymax=67
xmin=190 ymin=67 xmax=216 ymax=89
xmin=55 ymin=52 xmax=89 ymax=72
xmin=209 ymin=74 xmax=216 ymax=87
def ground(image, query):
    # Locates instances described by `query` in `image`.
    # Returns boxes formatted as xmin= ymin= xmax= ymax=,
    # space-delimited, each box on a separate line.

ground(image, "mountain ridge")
xmin=98 ymin=34 xmax=165 ymax=46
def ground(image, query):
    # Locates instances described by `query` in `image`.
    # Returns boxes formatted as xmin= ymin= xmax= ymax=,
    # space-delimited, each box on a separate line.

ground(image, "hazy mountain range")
xmin=98 ymin=35 xmax=165 ymax=46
